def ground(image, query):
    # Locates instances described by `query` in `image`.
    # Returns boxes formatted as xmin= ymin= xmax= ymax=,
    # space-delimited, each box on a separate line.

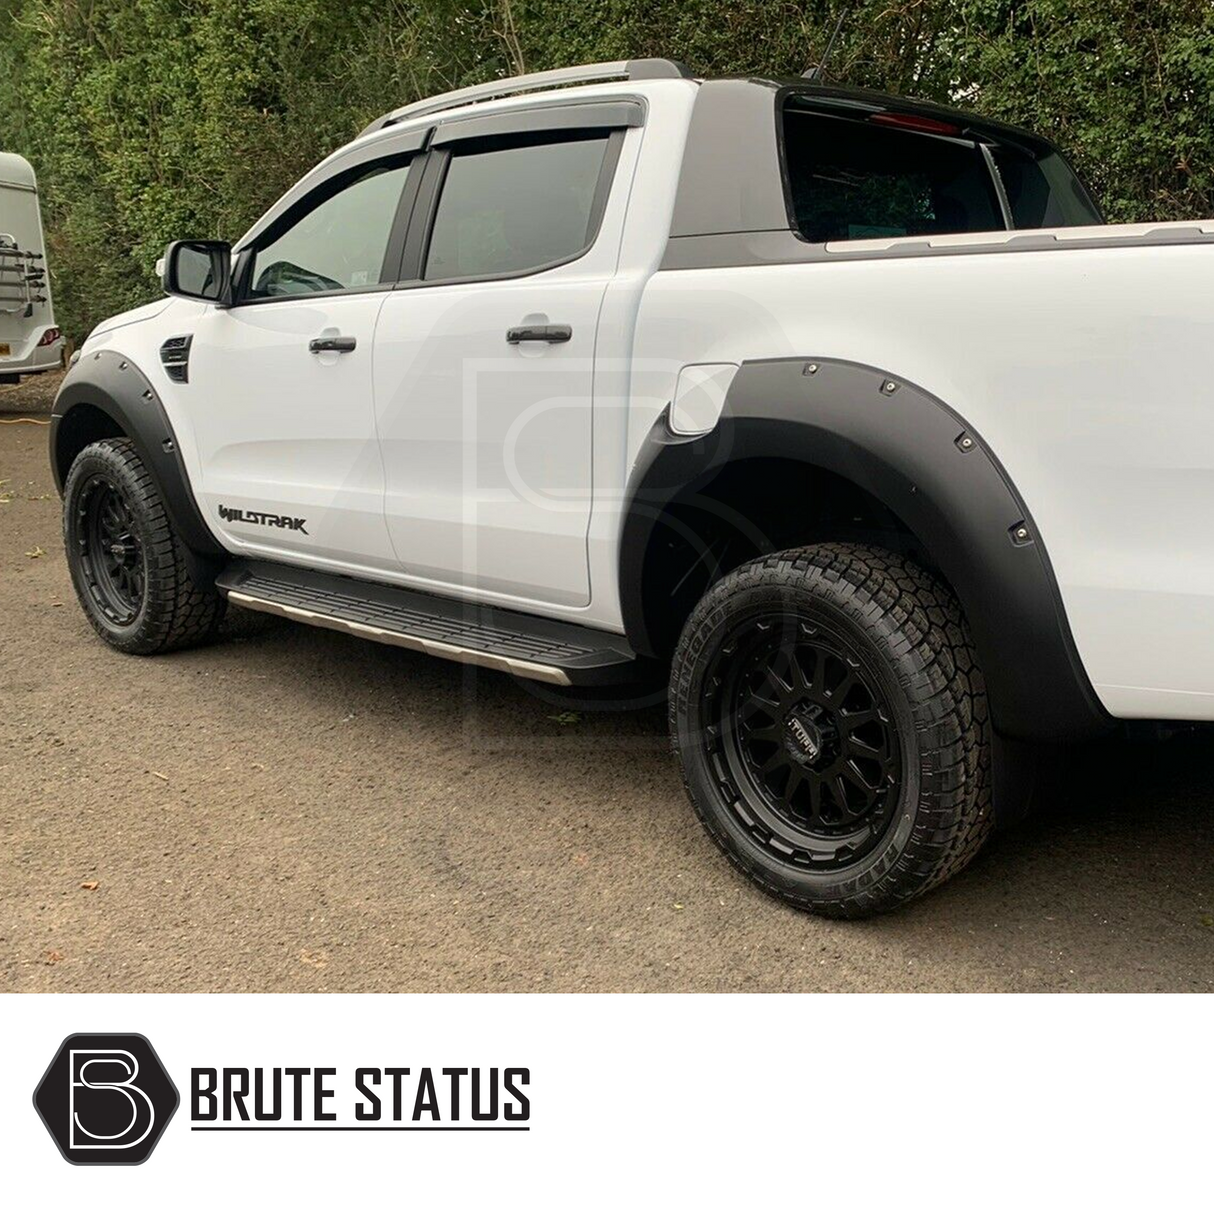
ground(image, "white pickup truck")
xmin=49 ymin=60 xmax=1214 ymax=916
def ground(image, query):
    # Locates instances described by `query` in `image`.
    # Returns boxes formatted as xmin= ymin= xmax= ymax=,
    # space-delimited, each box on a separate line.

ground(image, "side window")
xmin=782 ymin=108 xmax=1004 ymax=242
xmin=424 ymin=133 xmax=611 ymax=281
xmin=991 ymin=147 xmax=1102 ymax=228
xmin=248 ymin=161 xmax=411 ymax=299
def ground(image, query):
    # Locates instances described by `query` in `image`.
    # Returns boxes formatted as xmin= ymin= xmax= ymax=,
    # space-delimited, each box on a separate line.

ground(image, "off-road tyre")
xmin=670 ymin=542 xmax=992 ymax=918
xmin=63 ymin=437 xmax=225 ymax=654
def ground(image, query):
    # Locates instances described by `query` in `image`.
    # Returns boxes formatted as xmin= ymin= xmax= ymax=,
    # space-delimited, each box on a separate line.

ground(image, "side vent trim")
xmin=159 ymin=333 xmax=192 ymax=384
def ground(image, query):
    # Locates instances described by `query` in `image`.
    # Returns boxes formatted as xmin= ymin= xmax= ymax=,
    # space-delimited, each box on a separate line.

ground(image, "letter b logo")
xmin=34 ymin=1034 xmax=178 ymax=1165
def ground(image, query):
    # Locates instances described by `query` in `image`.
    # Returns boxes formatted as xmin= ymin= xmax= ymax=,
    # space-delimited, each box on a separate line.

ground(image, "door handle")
xmin=309 ymin=335 xmax=357 ymax=353
xmin=506 ymin=324 xmax=572 ymax=345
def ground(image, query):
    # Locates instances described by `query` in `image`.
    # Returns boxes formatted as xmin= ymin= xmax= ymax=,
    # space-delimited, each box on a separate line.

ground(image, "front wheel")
xmin=669 ymin=543 xmax=992 ymax=918
xmin=63 ymin=437 xmax=225 ymax=654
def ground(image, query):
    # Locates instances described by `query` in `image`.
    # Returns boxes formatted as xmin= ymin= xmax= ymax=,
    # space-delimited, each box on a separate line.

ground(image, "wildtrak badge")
xmin=219 ymin=504 xmax=307 ymax=534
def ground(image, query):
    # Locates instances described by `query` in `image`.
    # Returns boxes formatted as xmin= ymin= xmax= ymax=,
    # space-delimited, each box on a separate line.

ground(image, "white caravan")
xmin=0 ymin=152 xmax=62 ymax=382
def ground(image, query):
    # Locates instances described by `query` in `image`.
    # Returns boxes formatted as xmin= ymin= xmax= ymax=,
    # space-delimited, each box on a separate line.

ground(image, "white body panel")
xmin=185 ymin=294 xmax=398 ymax=572
xmin=0 ymin=152 xmax=63 ymax=374
xmin=374 ymin=278 xmax=606 ymax=607
xmin=75 ymin=79 xmax=1214 ymax=722
xmin=630 ymin=235 xmax=1214 ymax=719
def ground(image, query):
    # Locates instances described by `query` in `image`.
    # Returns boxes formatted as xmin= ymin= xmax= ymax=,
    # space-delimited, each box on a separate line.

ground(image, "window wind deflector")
xmin=432 ymin=100 xmax=644 ymax=147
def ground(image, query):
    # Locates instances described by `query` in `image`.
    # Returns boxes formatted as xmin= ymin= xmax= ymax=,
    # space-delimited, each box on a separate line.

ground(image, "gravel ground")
xmin=2 ymin=371 xmax=1211 ymax=992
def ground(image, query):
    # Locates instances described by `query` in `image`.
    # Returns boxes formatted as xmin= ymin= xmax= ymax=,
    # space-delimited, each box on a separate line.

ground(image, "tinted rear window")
xmin=783 ymin=109 xmax=1004 ymax=243
xmin=991 ymin=146 xmax=1101 ymax=228
xmin=425 ymin=134 xmax=610 ymax=280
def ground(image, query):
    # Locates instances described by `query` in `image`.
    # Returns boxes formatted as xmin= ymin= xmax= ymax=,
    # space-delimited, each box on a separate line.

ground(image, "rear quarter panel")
xmin=631 ymin=235 xmax=1214 ymax=720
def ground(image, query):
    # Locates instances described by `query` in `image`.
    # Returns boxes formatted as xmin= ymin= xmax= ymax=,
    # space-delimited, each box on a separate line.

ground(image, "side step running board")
xmin=215 ymin=560 xmax=640 ymax=687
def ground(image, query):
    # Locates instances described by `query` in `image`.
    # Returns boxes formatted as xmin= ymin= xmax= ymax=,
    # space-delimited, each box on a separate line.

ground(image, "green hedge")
xmin=2 ymin=0 xmax=1212 ymax=339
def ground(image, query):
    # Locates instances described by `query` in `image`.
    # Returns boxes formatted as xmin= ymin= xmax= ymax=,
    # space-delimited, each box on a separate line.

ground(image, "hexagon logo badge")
xmin=33 ymin=1033 xmax=179 ymax=1165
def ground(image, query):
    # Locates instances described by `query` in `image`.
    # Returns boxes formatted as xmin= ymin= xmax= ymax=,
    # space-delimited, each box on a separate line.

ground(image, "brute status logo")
xmin=33 ymin=1034 xmax=179 ymax=1165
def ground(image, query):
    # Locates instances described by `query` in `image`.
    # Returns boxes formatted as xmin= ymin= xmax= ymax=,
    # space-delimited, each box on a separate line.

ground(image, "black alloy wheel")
xmin=706 ymin=613 xmax=902 ymax=872
xmin=76 ymin=474 xmax=146 ymax=625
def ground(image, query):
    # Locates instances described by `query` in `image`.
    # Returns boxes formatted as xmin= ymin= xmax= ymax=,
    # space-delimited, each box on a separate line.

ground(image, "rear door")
xmin=373 ymin=106 xmax=637 ymax=608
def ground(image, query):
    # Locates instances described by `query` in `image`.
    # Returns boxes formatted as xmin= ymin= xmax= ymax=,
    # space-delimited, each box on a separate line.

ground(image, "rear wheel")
xmin=669 ymin=543 xmax=992 ymax=917
xmin=64 ymin=438 xmax=224 ymax=654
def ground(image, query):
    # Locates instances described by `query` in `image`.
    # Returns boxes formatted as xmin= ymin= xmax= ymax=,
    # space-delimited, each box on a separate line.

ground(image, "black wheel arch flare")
xmin=49 ymin=349 xmax=225 ymax=585
xmin=619 ymin=356 xmax=1109 ymax=743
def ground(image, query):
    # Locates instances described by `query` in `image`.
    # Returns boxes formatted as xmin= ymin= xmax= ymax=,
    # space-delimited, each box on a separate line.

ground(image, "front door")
xmin=374 ymin=127 xmax=627 ymax=608
xmin=188 ymin=157 xmax=415 ymax=575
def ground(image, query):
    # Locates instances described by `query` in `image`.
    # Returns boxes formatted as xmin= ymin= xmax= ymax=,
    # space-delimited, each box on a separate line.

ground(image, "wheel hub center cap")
xmin=787 ymin=712 xmax=822 ymax=761
xmin=786 ymin=701 xmax=840 ymax=769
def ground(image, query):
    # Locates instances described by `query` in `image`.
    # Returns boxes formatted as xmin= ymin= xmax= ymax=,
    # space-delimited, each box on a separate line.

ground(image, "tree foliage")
xmin=1 ymin=0 xmax=1212 ymax=338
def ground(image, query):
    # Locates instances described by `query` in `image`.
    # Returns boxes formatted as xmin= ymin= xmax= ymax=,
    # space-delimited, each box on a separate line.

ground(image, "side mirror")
xmin=162 ymin=240 xmax=232 ymax=305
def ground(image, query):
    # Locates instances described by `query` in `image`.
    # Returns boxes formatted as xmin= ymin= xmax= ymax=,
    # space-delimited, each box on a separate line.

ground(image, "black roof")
xmin=742 ymin=75 xmax=1058 ymax=157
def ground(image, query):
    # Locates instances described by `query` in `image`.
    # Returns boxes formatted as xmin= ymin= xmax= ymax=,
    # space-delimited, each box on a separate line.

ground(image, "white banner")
xmin=2 ymin=994 xmax=1207 ymax=1210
